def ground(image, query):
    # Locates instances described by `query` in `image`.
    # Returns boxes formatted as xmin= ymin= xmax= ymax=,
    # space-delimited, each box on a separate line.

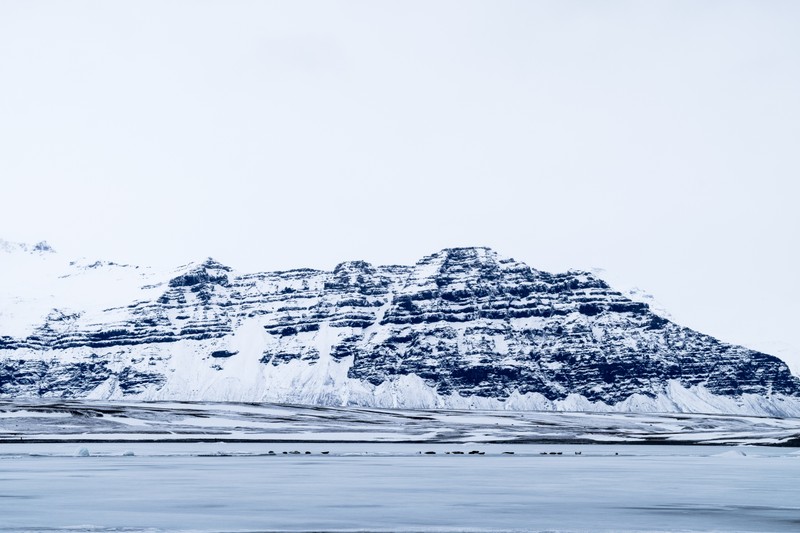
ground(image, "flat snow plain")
xmin=2 ymin=401 xmax=800 ymax=532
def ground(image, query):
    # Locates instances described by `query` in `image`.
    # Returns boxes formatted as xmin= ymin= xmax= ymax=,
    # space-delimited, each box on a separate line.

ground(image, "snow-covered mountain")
xmin=1 ymin=241 xmax=799 ymax=416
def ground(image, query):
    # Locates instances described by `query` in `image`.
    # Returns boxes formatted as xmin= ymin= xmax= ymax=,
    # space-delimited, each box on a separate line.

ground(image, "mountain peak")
xmin=168 ymin=258 xmax=231 ymax=288
xmin=432 ymin=246 xmax=496 ymax=261
xmin=200 ymin=257 xmax=232 ymax=272
xmin=0 ymin=239 xmax=56 ymax=255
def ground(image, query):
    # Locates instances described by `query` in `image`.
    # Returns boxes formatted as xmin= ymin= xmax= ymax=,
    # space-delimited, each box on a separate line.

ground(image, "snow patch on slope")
xmin=55 ymin=348 xmax=794 ymax=416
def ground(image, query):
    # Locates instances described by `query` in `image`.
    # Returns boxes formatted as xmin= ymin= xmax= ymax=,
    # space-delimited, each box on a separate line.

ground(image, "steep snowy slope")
xmin=1 ymin=242 xmax=798 ymax=415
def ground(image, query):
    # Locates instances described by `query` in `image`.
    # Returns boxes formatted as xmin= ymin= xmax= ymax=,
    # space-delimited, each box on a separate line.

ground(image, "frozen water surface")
xmin=2 ymin=402 xmax=800 ymax=531
xmin=1 ymin=443 xmax=799 ymax=532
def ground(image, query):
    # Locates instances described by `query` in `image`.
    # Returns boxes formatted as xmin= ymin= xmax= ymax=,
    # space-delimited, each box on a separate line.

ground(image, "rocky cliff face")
xmin=1 ymin=244 xmax=798 ymax=415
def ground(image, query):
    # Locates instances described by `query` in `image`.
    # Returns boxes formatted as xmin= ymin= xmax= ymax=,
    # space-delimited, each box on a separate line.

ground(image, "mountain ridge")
xmin=1 ymin=242 xmax=799 ymax=416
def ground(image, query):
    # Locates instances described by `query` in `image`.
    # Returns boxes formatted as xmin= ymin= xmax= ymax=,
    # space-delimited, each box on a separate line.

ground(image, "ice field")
xmin=3 ymin=400 xmax=800 ymax=446
xmin=2 ymin=401 xmax=800 ymax=532
xmin=2 ymin=442 xmax=800 ymax=532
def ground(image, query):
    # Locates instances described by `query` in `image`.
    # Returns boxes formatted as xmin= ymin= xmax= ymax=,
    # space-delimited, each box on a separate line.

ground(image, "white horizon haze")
xmin=2 ymin=1 xmax=799 ymax=372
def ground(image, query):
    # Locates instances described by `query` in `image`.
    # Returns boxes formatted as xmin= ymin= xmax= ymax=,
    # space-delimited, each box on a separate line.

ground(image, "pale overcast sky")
xmin=1 ymin=1 xmax=799 ymax=367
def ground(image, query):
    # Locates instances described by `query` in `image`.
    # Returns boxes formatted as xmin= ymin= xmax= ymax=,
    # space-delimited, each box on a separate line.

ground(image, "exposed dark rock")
xmin=210 ymin=350 xmax=238 ymax=358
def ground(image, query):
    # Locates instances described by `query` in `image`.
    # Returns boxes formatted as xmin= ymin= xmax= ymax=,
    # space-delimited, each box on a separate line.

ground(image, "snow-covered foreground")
xmin=3 ymin=400 xmax=800 ymax=446
xmin=1 ymin=443 xmax=799 ymax=532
